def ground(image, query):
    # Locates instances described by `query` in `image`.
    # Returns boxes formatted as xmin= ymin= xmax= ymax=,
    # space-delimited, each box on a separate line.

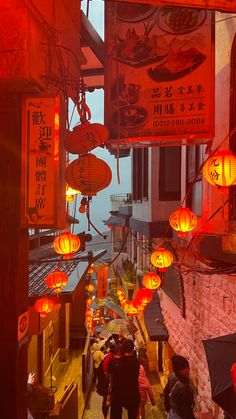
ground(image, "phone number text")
xmin=153 ymin=117 xmax=206 ymax=128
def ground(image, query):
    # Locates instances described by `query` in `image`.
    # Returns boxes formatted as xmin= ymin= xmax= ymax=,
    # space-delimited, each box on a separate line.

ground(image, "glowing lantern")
xmin=203 ymin=150 xmax=236 ymax=187
xmin=65 ymin=153 xmax=112 ymax=196
xmin=66 ymin=185 xmax=80 ymax=202
xmin=231 ymin=363 xmax=236 ymax=395
xmin=87 ymin=265 xmax=95 ymax=275
xmin=150 ymin=247 xmax=173 ymax=272
xmin=64 ymin=123 xmax=109 ymax=155
xmin=86 ymin=283 xmax=95 ymax=293
xmin=45 ymin=270 xmax=68 ymax=293
xmin=136 ymin=288 xmax=153 ymax=305
xmin=53 ymin=232 xmax=81 ymax=259
xmin=133 ymin=299 xmax=146 ymax=312
xmin=86 ymin=297 xmax=93 ymax=306
xmin=142 ymin=272 xmax=161 ymax=290
xmin=122 ymin=301 xmax=139 ymax=316
xmin=169 ymin=207 xmax=198 ymax=237
xmin=34 ymin=297 xmax=55 ymax=317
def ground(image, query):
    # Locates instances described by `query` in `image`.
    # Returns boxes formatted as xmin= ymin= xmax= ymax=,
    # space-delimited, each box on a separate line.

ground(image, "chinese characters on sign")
xmin=21 ymin=97 xmax=63 ymax=227
xmin=97 ymin=265 xmax=108 ymax=299
xmin=105 ymin=3 xmax=215 ymax=147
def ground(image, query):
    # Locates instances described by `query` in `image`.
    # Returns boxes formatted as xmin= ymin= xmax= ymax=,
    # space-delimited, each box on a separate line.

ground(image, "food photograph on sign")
xmin=105 ymin=2 xmax=214 ymax=145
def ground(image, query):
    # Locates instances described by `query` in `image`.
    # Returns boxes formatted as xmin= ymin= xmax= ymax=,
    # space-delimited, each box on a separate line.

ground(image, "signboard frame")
xmin=21 ymin=95 xmax=66 ymax=228
xmin=105 ymin=3 xmax=215 ymax=148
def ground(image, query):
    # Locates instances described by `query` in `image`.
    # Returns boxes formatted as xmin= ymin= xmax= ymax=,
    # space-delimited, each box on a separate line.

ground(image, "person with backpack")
xmin=91 ymin=342 xmax=105 ymax=384
xmin=163 ymin=355 xmax=195 ymax=419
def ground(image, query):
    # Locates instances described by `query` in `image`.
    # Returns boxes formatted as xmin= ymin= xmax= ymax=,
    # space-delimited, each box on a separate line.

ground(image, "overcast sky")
xmin=71 ymin=1 xmax=131 ymax=235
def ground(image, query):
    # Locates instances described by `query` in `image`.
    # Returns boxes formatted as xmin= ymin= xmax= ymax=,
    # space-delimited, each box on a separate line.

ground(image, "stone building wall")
xmin=160 ymin=269 xmax=236 ymax=417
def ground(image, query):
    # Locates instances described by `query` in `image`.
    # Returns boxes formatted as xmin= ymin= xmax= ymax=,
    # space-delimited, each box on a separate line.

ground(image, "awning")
xmin=104 ymin=214 xmax=128 ymax=228
xmin=143 ymin=292 xmax=169 ymax=342
xmin=28 ymin=249 xmax=107 ymax=304
xmin=103 ymin=298 xmax=126 ymax=318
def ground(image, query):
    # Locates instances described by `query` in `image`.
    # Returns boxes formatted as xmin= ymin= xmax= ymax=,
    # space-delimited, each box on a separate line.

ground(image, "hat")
xmin=172 ymin=355 xmax=189 ymax=372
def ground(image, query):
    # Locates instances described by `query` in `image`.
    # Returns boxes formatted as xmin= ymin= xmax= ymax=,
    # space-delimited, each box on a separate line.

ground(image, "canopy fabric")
xmin=103 ymin=298 xmax=126 ymax=318
xmin=99 ymin=318 xmax=137 ymax=339
xmin=202 ymin=332 xmax=236 ymax=418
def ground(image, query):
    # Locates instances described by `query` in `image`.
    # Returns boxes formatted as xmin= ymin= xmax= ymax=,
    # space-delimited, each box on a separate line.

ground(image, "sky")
xmin=70 ymin=1 xmax=131 ymax=235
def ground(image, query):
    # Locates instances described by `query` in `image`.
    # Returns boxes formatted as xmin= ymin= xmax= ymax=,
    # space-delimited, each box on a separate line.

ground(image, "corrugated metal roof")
xmin=143 ymin=292 xmax=169 ymax=342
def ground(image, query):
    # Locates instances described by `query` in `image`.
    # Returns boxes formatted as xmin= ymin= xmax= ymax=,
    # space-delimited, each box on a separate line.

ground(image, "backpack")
xmin=96 ymin=360 xmax=108 ymax=396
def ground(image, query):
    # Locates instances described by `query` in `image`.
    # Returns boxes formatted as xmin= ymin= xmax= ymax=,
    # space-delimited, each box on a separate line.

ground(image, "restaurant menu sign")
xmin=21 ymin=96 xmax=65 ymax=228
xmin=105 ymin=3 xmax=215 ymax=147
xmin=115 ymin=0 xmax=236 ymax=14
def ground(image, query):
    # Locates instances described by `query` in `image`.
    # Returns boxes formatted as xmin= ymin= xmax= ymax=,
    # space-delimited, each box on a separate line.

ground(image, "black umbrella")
xmin=202 ymin=333 xmax=236 ymax=418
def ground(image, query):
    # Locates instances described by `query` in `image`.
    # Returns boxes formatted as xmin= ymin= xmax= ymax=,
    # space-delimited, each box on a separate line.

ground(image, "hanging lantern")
xmin=169 ymin=207 xmax=198 ymax=237
xmin=136 ymin=288 xmax=153 ymax=305
xmin=64 ymin=123 xmax=109 ymax=155
xmin=34 ymin=297 xmax=55 ymax=317
xmin=45 ymin=270 xmax=68 ymax=293
xmin=65 ymin=153 xmax=112 ymax=196
xmin=122 ymin=301 xmax=139 ymax=316
xmin=86 ymin=283 xmax=95 ymax=293
xmin=86 ymin=297 xmax=93 ymax=306
xmin=203 ymin=150 xmax=236 ymax=187
xmin=53 ymin=232 xmax=81 ymax=259
xmin=150 ymin=247 xmax=173 ymax=272
xmin=142 ymin=271 xmax=161 ymax=290
xmin=87 ymin=265 xmax=95 ymax=275
xmin=133 ymin=298 xmax=146 ymax=312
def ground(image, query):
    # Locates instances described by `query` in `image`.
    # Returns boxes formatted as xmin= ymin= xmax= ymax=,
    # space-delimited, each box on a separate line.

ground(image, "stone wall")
xmin=160 ymin=268 xmax=236 ymax=418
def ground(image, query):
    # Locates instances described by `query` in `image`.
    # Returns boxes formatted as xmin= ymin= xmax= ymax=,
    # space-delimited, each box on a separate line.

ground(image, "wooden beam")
xmin=80 ymin=11 xmax=104 ymax=65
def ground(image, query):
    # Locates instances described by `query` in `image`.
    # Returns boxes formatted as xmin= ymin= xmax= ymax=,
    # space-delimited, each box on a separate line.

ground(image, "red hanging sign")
xmin=97 ymin=265 xmax=108 ymax=299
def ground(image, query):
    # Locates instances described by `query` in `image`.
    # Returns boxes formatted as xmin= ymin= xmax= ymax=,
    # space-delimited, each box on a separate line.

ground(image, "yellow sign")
xmin=21 ymin=96 xmax=66 ymax=228
xmin=105 ymin=4 xmax=215 ymax=147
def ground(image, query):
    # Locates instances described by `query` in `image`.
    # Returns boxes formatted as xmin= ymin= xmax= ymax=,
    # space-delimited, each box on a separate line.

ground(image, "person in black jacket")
xmin=163 ymin=355 xmax=195 ymax=419
xmin=108 ymin=339 xmax=140 ymax=419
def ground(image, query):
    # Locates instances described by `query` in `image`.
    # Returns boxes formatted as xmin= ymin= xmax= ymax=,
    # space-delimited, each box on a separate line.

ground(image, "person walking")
xmin=96 ymin=343 xmax=121 ymax=419
xmin=163 ymin=355 xmax=195 ymax=419
xmin=108 ymin=339 xmax=140 ymax=419
xmin=91 ymin=342 xmax=105 ymax=384
xmin=138 ymin=364 xmax=155 ymax=419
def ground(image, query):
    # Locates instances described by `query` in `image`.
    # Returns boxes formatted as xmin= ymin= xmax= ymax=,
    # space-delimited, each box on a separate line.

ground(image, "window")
xmin=229 ymin=35 xmax=236 ymax=220
xmin=186 ymin=145 xmax=203 ymax=216
xmin=132 ymin=148 xmax=148 ymax=202
xmin=159 ymin=147 xmax=181 ymax=201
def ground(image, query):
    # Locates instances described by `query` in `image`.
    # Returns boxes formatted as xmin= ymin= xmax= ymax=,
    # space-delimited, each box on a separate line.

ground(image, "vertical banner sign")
xmin=21 ymin=96 xmax=64 ymax=228
xmin=97 ymin=265 xmax=108 ymax=299
xmin=105 ymin=3 xmax=215 ymax=147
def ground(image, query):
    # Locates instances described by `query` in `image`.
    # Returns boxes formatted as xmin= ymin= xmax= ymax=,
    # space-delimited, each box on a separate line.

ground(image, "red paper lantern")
xmin=203 ymin=150 xmax=236 ymax=187
xmin=53 ymin=232 xmax=81 ymax=259
xmin=86 ymin=283 xmax=95 ymax=293
xmin=34 ymin=297 xmax=55 ymax=317
xmin=136 ymin=288 xmax=153 ymax=305
xmin=150 ymin=247 xmax=173 ymax=272
xmin=65 ymin=153 xmax=112 ymax=196
xmin=45 ymin=270 xmax=68 ymax=293
xmin=231 ymin=363 xmax=236 ymax=394
xmin=64 ymin=123 xmax=109 ymax=154
xmin=86 ymin=297 xmax=93 ymax=306
xmin=169 ymin=207 xmax=198 ymax=237
xmin=133 ymin=298 xmax=146 ymax=312
xmin=87 ymin=265 xmax=95 ymax=274
xmin=142 ymin=271 xmax=161 ymax=290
